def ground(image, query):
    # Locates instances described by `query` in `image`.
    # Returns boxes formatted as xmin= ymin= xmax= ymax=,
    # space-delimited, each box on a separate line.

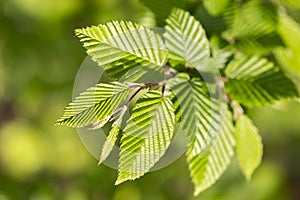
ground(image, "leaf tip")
xmin=74 ymin=28 xmax=84 ymax=35
xmin=115 ymin=177 xmax=125 ymax=186
xmin=193 ymin=189 xmax=200 ymax=197
xmin=193 ymin=185 xmax=207 ymax=197
xmin=245 ymin=173 xmax=252 ymax=182
xmin=97 ymin=153 xmax=106 ymax=166
xmin=97 ymin=159 xmax=103 ymax=166
xmin=53 ymin=120 xmax=61 ymax=126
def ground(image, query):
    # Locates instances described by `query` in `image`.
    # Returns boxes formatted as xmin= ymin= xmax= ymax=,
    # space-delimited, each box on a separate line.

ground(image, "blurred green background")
xmin=1 ymin=0 xmax=300 ymax=199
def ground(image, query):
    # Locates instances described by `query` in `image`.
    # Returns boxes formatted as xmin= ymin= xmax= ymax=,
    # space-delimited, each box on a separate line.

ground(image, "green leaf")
xmin=210 ymin=36 xmax=233 ymax=69
xmin=116 ymin=90 xmax=175 ymax=184
xmin=280 ymin=0 xmax=300 ymax=9
xmin=203 ymin=0 xmax=231 ymax=16
xmin=55 ymin=82 xmax=132 ymax=127
xmin=98 ymin=105 xmax=127 ymax=164
xmin=188 ymin=109 xmax=236 ymax=196
xmin=75 ymin=21 xmax=166 ymax=79
xmin=229 ymin=1 xmax=278 ymax=38
xmin=236 ymin=115 xmax=263 ymax=180
xmin=223 ymin=1 xmax=283 ymax=54
xmin=167 ymin=73 xmax=222 ymax=157
xmin=274 ymin=12 xmax=300 ymax=76
xmin=119 ymin=64 xmax=164 ymax=83
xmin=139 ymin=0 xmax=186 ymax=26
xmin=195 ymin=2 xmax=237 ymax=35
xmin=225 ymin=55 xmax=299 ymax=107
xmin=164 ymin=8 xmax=210 ymax=69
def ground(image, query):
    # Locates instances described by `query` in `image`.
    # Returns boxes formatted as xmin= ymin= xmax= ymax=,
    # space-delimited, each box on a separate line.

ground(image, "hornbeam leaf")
xmin=139 ymin=0 xmax=186 ymax=26
xmin=274 ymin=12 xmax=300 ymax=76
xmin=99 ymin=105 xmax=128 ymax=164
xmin=55 ymin=82 xmax=133 ymax=127
xmin=236 ymin=115 xmax=263 ymax=180
xmin=280 ymin=0 xmax=300 ymax=9
xmin=75 ymin=21 xmax=166 ymax=79
xmin=229 ymin=1 xmax=278 ymax=39
xmin=210 ymin=36 xmax=233 ymax=69
xmin=223 ymin=1 xmax=283 ymax=54
xmin=203 ymin=0 xmax=231 ymax=16
xmin=164 ymin=8 xmax=210 ymax=68
xmin=195 ymin=2 xmax=237 ymax=35
xmin=188 ymin=109 xmax=235 ymax=196
xmin=167 ymin=73 xmax=222 ymax=157
xmin=225 ymin=55 xmax=299 ymax=107
xmin=116 ymin=90 xmax=175 ymax=184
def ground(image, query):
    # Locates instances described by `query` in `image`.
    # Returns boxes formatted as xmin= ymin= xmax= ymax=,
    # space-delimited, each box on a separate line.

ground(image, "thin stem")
xmin=231 ymin=100 xmax=244 ymax=121
xmin=126 ymin=87 xmax=143 ymax=106
xmin=161 ymin=85 xmax=165 ymax=97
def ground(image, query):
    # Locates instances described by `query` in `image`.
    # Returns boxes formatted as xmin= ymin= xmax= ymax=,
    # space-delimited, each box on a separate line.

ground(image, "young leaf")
xmin=187 ymin=109 xmax=235 ymax=196
xmin=224 ymin=1 xmax=283 ymax=54
xmin=236 ymin=115 xmax=263 ymax=180
xmin=195 ymin=2 xmax=237 ymax=35
xmin=119 ymin=64 xmax=164 ymax=83
xmin=274 ymin=12 xmax=300 ymax=76
xmin=55 ymin=82 xmax=132 ymax=127
xmin=167 ymin=73 xmax=222 ymax=157
xmin=164 ymin=8 xmax=210 ymax=69
xmin=280 ymin=0 xmax=300 ymax=9
xmin=225 ymin=56 xmax=299 ymax=107
xmin=75 ymin=21 xmax=166 ymax=79
xmin=203 ymin=0 xmax=230 ymax=16
xmin=229 ymin=1 xmax=278 ymax=38
xmin=116 ymin=90 xmax=175 ymax=184
xmin=210 ymin=36 xmax=233 ymax=69
xmin=139 ymin=0 xmax=186 ymax=26
xmin=98 ymin=106 xmax=127 ymax=164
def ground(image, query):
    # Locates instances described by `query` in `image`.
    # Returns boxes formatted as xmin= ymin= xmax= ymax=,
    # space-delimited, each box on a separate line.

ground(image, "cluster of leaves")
xmin=56 ymin=5 xmax=299 ymax=196
xmin=197 ymin=0 xmax=300 ymax=79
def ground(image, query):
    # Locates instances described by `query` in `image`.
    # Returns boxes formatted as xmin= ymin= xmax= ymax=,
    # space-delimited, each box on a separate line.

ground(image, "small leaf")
xmin=76 ymin=21 xmax=166 ymax=79
xmin=139 ymin=0 xmax=186 ymax=26
xmin=116 ymin=90 xmax=175 ymax=184
xmin=195 ymin=2 xmax=237 ymax=35
xmin=55 ymin=82 xmax=132 ymax=127
xmin=188 ymin=109 xmax=236 ymax=196
xmin=236 ymin=115 xmax=263 ymax=180
xmin=274 ymin=12 xmax=300 ymax=76
xmin=203 ymin=0 xmax=231 ymax=16
xmin=99 ymin=106 xmax=127 ymax=164
xmin=164 ymin=8 xmax=210 ymax=69
xmin=167 ymin=73 xmax=223 ymax=157
xmin=224 ymin=1 xmax=283 ymax=54
xmin=225 ymin=55 xmax=299 ymax=107
xmin=280 ymin=0 xmax=300 ymax=9
xmin=210 ymin=36 xmax=233 ymax=69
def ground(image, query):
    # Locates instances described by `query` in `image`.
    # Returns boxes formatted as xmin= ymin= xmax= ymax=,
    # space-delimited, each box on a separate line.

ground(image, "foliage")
xmin=55 ymin=1 xmax=300 ymax=197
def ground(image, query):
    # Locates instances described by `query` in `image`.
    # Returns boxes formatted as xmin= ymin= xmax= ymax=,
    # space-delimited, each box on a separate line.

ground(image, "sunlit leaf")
xmin=224 ymin=1 xmax=283 ymax=54
xmin=203 ymin=0 xmax=231 ymax=16
xmin=210 ymin=36 xmax=233 ymax=69
xmin=188 ymin=109 xmax=235 ymax=196
xmin=274 ymin=12 xmax=300 ymax=76
xmin=236 ymin=115 xmax=263 ymax=180
xmin=225 ymin=56 xmax=299 ymax=107
xmin=164 ymin=8 xmax=210 ymax=69
xmin=116 ymin=90 xmax=175 ymax=184
xmin=75 ymin=21 xmax=166 ymax=79
xmin=98 ymin=105 xmax=127 ymax=164
xmin=195 ymin=2 xmax=237 ymax=35
xmin=140 ymin=0 xmax=186 ymax=26
xmin=55 ymin=82 xmax=133 ymax=127
xmin=280 ymin=0 xmax=300 ymax=9
xmin=167 ymin=73 xmax=222 ymax=157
